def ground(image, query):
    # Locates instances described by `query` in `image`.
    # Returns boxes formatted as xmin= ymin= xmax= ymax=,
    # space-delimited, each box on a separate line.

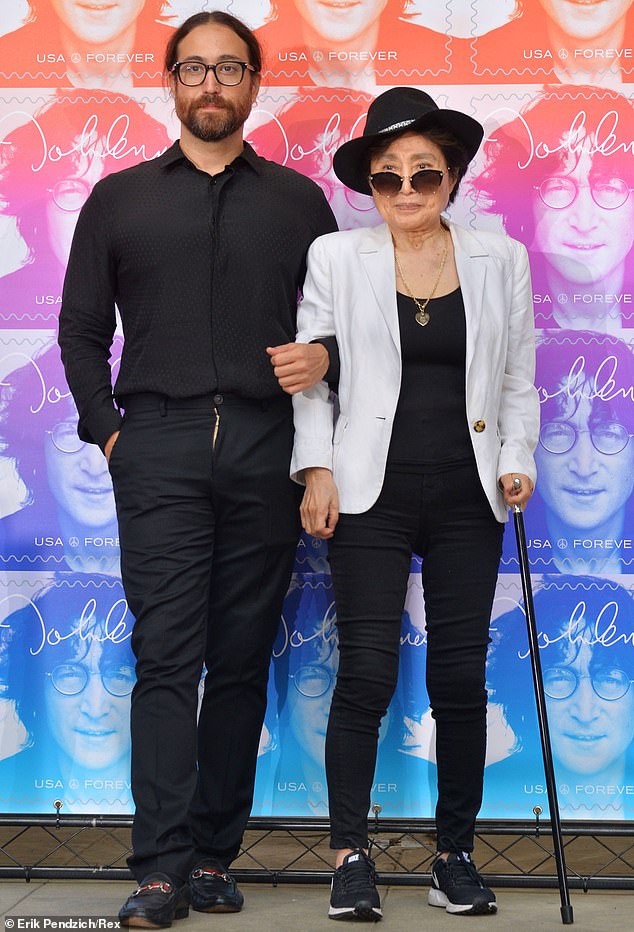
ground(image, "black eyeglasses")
xmin=171 ymin=60 xmax=257 ymax=87
xmin=46 ymin=421 xmax=85 ymax=455
xmin=535 ymin=176 xmax=633 ymax=210
xmin=544 ymin=666 xmax=634 ymax=701
xmin=47 ymin=661 xmax=135 ymax=697
xmin=539 ymin=421 xmax=633 ymax=456
xmin=47 ymin=178 xmax=91 ymax=213
xmin=289 ymin=664 xmax=334 ymax=699
xmin=368 ymin=169 xmax=447 ymax=198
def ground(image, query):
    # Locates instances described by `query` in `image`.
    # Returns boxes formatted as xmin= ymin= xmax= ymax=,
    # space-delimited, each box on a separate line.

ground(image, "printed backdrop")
xmin=1 ymin=1 xmax=634 ymax=823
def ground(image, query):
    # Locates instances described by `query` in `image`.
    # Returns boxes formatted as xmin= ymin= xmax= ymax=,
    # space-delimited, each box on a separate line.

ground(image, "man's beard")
xmin=179 ymin=92 xmax=252 ymax=142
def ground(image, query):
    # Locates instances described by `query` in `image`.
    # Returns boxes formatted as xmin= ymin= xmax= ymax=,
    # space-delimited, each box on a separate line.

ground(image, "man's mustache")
xmin=192 ymin=94 xmax=228 ymax=109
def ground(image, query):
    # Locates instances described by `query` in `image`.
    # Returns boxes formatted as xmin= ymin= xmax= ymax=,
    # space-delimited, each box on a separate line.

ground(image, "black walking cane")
xmin=511 ymin=477 xmax=574 ymax=924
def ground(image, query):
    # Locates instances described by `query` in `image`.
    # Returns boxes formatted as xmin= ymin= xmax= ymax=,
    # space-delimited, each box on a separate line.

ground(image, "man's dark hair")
xmin=165 ymin=11 xmax=262 ymax=75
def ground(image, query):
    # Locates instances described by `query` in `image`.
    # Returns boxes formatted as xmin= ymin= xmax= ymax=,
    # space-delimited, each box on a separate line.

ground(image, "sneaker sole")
xmin=428 ymin=888 xmax=497 ymax=915
xmin=329 ymin=904 xmax=383 ymax=922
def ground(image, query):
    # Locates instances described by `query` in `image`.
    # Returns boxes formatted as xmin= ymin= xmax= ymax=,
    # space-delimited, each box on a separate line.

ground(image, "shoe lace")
xmin=339 ymin=855 xmax=376 ymax=895
xmin=447 ymin=855 xmax=484 ymax=889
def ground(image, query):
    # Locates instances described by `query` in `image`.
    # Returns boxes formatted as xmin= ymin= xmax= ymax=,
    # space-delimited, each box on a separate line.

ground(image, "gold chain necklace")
xmin=394 ymin=232 xmax=449 ymax=328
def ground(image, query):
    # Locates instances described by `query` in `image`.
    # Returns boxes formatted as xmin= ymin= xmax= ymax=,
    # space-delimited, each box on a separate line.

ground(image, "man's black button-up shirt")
xmin=59 ymin=141 xmax=337 ymax=449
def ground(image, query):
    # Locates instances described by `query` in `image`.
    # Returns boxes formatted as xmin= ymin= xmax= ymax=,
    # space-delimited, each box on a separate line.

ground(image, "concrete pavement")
xmin=1 ymin=879 xmax=630 ymax=931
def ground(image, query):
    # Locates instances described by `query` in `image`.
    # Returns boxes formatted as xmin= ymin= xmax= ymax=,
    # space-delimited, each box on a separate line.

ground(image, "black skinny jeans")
xmin=326 ymin=461 xmax=503 ymax=853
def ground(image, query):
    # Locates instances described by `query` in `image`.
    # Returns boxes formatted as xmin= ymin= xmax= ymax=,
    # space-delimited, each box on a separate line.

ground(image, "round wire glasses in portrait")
xmin=485 ymin=576 xmax=634 ymax=819
xmin=472 ymin=86 xmax=634 ymax=332
xmin=500 ymin=331 xmax=634 ymax=575
xmin=0 ymin=576 xmax=136 ymax=814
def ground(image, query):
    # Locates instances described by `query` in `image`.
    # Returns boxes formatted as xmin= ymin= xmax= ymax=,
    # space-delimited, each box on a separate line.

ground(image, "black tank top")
xmin=386 ymin=288 xmax=474 ymax=470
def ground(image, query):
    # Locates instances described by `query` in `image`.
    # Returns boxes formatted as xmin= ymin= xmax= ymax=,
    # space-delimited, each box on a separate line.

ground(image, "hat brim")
xmin=332 ymin=109 xmax=484 ymax=196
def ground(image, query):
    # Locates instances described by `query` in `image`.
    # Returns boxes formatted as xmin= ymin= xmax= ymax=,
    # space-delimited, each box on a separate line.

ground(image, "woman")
xmin=0 ymin=342 xmax=121 ymax=574
xmin=466 ymin=0 xmax=634 ymax=86
xmin=486 ymin=576 xmax=634 ymax=820
xmin=472 ymin=85 xmax=634 ymax=332
xmin=0 ymin=0 xmax=172 ymax=89
xmin=291 ymin=87 xmax=539 ymax=919
xmin=500 ymin=332 xmax=634 ymax=576
xmin=0 ymin=575 xmax=135 ymax=814
xmin=0 ymin=91 xmax=171 ymax=327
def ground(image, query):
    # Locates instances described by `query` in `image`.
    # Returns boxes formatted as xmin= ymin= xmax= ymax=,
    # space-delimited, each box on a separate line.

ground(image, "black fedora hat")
xmin=333 ymin=87 xmax=484 ymax=196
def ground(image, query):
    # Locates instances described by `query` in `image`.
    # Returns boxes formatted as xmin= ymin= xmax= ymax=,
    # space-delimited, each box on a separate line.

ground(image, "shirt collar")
xmin=239 ymin=142 xmax=263 ymax=174
xmin=157 ymin=140 xmax=186 ymax=168
xmin=157 ymin=139 xmax=262 ymax=175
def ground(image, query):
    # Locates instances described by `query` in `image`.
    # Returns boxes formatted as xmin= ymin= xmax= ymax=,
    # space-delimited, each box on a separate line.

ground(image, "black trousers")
xmin=326 ymin=461 xmax=503 ymax=853
xmin=108 ymin=393 xmax=301 ymax=883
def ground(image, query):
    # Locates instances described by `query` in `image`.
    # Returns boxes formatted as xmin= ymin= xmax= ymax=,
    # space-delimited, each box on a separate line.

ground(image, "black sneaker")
xmin=429 ymin=852 xmax=497 ymax=915
xmin=118 ymin=873 xmax=190 ymax=928
xmin=189 ymin=859 xmax=244 ymax=913
xmin=329 ymin=849 xmax=382 ymax=922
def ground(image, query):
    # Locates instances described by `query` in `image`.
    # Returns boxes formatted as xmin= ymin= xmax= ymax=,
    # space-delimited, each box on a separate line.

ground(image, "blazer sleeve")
xmin=496 ymin=238 xmax=540 ymax=485
xmin=290 ymin=236 xmax=337 ymax=484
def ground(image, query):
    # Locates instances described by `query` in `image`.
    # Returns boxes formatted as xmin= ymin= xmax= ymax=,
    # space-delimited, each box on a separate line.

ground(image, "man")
xmin=58 ymin=10 xmax=337 ymax=927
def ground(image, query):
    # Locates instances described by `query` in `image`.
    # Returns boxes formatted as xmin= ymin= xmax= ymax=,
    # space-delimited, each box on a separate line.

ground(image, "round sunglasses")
xmin=368 ymin=168 xmax=447 ymax=197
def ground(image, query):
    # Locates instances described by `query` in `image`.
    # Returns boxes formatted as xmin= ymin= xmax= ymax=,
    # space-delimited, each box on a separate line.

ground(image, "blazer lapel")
xmin=359 ymin=224 xmax=400 ymax=353
xmin=451 ymin=223 xmax=488 ymax=378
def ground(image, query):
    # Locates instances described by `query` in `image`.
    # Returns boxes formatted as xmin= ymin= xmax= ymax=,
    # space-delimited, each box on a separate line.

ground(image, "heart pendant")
xmin=415 ymin=310 xmax=430 ymax=327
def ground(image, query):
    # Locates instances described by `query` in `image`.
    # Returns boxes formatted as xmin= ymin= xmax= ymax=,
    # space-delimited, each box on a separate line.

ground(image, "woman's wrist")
xmin=304 ymin=466 xmax=333 ymax=484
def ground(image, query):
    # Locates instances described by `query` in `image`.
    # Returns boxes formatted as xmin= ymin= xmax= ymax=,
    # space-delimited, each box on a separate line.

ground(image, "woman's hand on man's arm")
xmin=301 ymin=467 xmax=339 ymax=538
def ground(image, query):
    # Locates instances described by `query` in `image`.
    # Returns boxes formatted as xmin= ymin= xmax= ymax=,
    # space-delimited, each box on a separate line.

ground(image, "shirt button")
xmin=213 ymin=394 xmax=223 ymax=405
xmin=473 ymin=419 xmax=486 ymax=433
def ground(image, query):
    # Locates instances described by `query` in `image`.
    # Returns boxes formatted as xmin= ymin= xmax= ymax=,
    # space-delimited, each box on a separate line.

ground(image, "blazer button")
xmin=473 ymin=419 xmax=486 ymax=433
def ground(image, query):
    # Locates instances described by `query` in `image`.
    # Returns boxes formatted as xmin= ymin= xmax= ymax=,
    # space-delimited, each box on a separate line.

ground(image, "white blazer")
xmin=291 ymin=221 xmax=539 ymax=523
